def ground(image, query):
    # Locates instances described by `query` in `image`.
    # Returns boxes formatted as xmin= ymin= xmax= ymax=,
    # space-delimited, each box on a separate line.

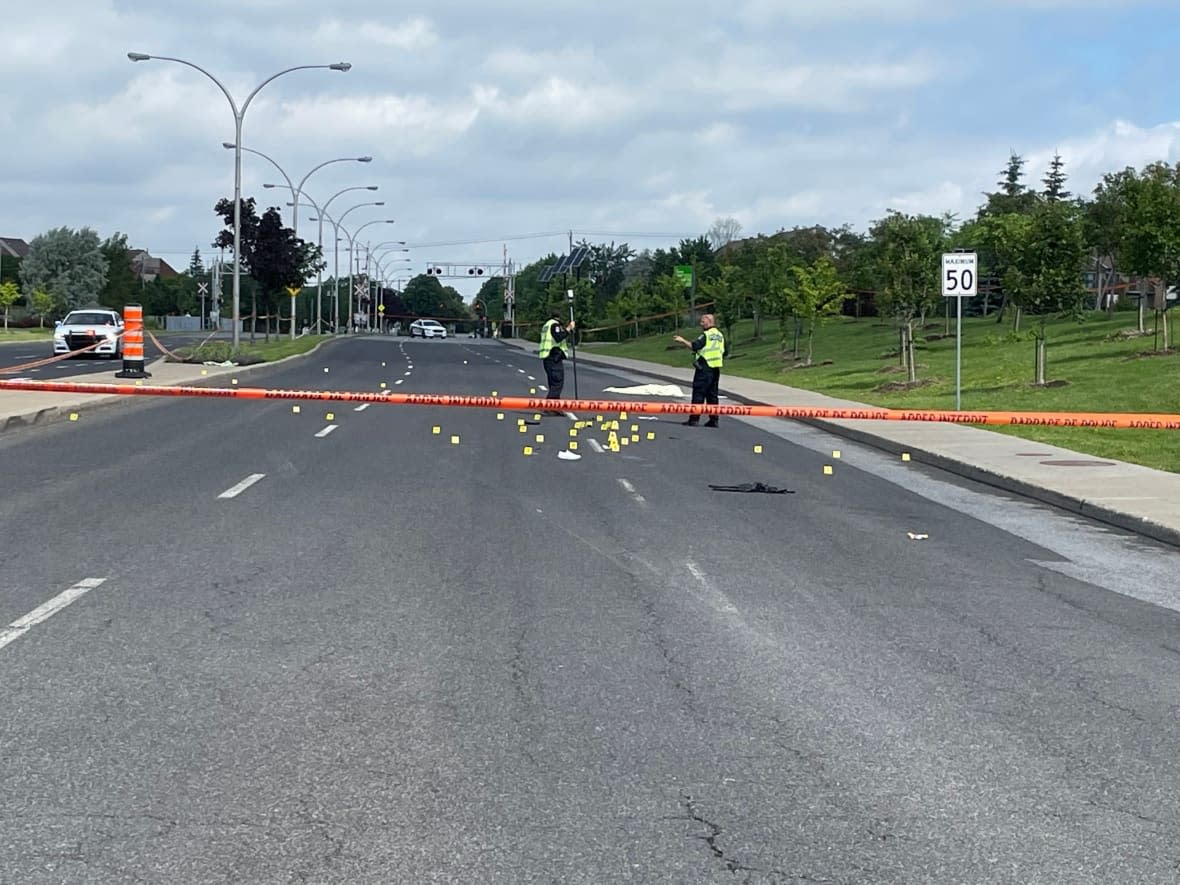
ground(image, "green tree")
xmin=976 ymin=211 xmax=1033 ymax=329
xmin=475 ymin=275 xmax=506 ymax=321
xmin=1084 ymin=169 xmax=1135 ymax=314
xmin=187 ymin=246 xmax=205 ymax=278
xmin=1010 ymin=199 xmax=1088 ymax=383
xmin=19 ymin=226 xmax=108 ymax=310
xmin=402 ymin=274 xmax=448 ymax=318
xmin=784 ymin=256 xmax=848 ymax=366
xmin=868 ymin=211 xmax=948 ymax=382
xmin=98 ymin=232 xmax=138 ymax=313
xmin=1112 ymin=161 xmax=1180 ymax=349
xmin=699 ymin=265 xmax=744 ymax=346
xmin=28 ymin=288 xmax=55 ymax=327
xmin=247 ymin=207 xmax=321 ymax=337
xmin=983 ymin=152 xmax=1039 ymax=217
xmin=1042 ymin=152 xmax=1072 ymax=202
xmin=0 ymin=280 xmax=19 ymax=330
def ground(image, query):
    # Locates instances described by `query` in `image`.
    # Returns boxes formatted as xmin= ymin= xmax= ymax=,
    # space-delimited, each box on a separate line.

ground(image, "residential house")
xmin=0 ymin=237 xmax=29 ymax=260
xmin=128 ymin=249 xmax=178 ymax=283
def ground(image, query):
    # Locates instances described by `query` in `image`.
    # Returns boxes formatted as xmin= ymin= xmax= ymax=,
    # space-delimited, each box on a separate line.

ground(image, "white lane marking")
xmin=617 ymin=477 xmax=647 ymax=505
xmin=404 ymin=371 xmax=412 ymax=377
xmin=539 ymin=385 xmax=548 ymax=392
xmin=218 ymin=473 xmax=266 ymax=499
xmin=355 ymin=403 xmax=370 ymax=412
xmin=685 ymin=561 xmax=740 ymax=615
xmin=587 ymin=438 xmax=605 ymax=454
xmin=395 ymin=379 xmax=404 ymax=385
xmin=527 ymin=375 xmax=536 ymax=381
xmin=0 ymin=578 xmax=107 ymax=652
xmin=518 ymin=369 xmax=526 ymax=374
xmin=315 ymin=425 xmax=338 ymax=438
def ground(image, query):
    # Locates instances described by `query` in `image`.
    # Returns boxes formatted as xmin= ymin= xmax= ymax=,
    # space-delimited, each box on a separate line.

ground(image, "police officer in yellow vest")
xmin=673 ymin=313 xmax=725 ymax=427
xmin=539 ymin=308 xmax=576 ymax=413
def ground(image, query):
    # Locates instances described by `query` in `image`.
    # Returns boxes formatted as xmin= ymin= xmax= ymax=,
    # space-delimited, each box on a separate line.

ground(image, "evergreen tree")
xmin=187 ymin=246 xmax=204 ymax=277
xmin=982 ymin=152 xmax=1038 ymax=216
xmin=1042 ymin=152 xmax=1071 ymax=202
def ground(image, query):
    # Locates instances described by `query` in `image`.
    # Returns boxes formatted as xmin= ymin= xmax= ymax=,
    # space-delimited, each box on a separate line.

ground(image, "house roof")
xmin=129 ymin=248 xmax=179 ymax=279
xmin=0 ymin=237 xmax=29 ymax=258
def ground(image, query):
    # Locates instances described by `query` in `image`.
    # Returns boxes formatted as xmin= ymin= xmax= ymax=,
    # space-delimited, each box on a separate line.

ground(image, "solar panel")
xmin=538 ymin=264 xmax=556 ymax=283
xmin=569 ymin=246 xmax=590 ymax=269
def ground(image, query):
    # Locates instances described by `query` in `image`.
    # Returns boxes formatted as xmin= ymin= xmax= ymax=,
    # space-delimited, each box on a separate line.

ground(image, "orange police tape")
xmin=2 ymin=378 xmax=1180 ymax=430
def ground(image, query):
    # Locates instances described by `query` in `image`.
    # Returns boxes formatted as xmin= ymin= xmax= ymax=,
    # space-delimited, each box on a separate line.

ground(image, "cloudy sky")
xmin=4 ymin=0 xmax=1180 ymax=296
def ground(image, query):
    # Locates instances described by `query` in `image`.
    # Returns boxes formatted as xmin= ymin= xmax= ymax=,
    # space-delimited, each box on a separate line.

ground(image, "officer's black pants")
xmin=543 ymin=354 xmax=564 ymax=399
xmin=687 ymin=363 xmax=720 ymax=424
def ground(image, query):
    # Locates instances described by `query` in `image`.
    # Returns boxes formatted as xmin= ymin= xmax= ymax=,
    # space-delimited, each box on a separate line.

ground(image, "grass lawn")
xmin=0 ymin=328 xmax=52 ymax=341
xmin=582 ymin=308 xmax=1180 ymax=472
xmin=167 ymin=334 xmax=323 ymax=364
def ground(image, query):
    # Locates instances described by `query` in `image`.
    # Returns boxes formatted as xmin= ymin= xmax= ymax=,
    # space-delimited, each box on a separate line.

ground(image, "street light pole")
xmin=288 ymin=186 xmax=378 ymax=333
xmin=232 ymin=145 xmax=372 ymax=338
xmin=127 ymin=52 xmax=351 ymax=349
xmin=344 ymin=219 xmax=395 ymax=332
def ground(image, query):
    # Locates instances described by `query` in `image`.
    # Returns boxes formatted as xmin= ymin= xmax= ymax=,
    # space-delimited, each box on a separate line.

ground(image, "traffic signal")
xmin=467 ymin=267 xmax=484 ymax=276
xmin=426 ymin=266 xmax=443 ymax=275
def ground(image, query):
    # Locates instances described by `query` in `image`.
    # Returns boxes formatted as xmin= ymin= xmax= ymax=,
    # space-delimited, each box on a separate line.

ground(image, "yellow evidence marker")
xmin=497 ymin=412 xmax=505 ymax=420
xmin=523 ymin=446 xmax=533 ymax=456
xmin=450 ymin=435 xmax=460 ymax=445
xmin=569 ymin=441 xmax=578 ymax=451
xmin=432 ymin=426 xmax=441 ymax=434
xmin=753 ymin=445 xmax=763 ymax=454
xmin=646 ymin=432 xmax=656 ymax=441
xmin=833 ymin=450 xmax=841 ymax=459
xmin=536 ymin=434 xmax=545 ymax=443
xmin=292 ymin=406 xmax=301 ymax=414
xmin=823 ymin=465 xmax=833 ymax=475
xmin=902 ymin=453 xmax=911 ymax=461
xmin=69 ymin=412 xmax=79 ymax=421
xmin=326 ymin=412 xmax=335 ymax=421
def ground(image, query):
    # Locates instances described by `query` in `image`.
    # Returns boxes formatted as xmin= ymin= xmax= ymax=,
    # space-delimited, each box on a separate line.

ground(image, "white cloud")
xmin=311 ymin=17 xmax=438 ymax=50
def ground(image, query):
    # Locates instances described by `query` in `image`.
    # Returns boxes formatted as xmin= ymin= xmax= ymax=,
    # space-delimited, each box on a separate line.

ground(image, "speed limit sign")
xmin=942 ymin=252 xmax=978 ymax=297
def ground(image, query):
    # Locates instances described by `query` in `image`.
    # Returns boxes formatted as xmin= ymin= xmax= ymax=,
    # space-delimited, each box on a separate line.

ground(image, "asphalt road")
xmin=0 ymin=332 xmax=229 ymax=378
xmin=3 ymin=337 xmax=1180 ymax=883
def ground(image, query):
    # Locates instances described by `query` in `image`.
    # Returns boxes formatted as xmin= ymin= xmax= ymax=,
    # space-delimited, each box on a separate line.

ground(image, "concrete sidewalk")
xmin=2 ymin=340 xmax=1179 ymax=548
xmin=501 ymin=337 xmax=1180 ymax=549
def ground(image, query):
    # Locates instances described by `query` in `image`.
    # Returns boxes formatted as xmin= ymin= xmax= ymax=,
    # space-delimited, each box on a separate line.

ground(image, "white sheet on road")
xmin=602 ymin=384 xmax=687 ymax=398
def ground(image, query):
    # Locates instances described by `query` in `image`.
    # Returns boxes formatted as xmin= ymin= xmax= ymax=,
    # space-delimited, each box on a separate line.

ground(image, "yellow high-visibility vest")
xmin=539 ymin=319 xmax=568 ymax=357
xmin=697 ymin=328 xmax=724 ymax=368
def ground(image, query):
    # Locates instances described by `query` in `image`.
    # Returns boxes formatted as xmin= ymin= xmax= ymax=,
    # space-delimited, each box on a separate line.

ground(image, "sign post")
xmin=197 ymin=281 xmax=209 ymax=331
xmin=286 ymin=286 xmax=301 ymax=339
xmin=941 ymin=251 xmax=977 ymax=410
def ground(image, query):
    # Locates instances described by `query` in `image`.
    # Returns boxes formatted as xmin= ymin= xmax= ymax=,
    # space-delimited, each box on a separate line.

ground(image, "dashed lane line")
xmin=218 ymin=473 xmax=267 ymax=499
xmin=315 ymin=425 xmax=338 ymax=438
xmin=0 ymin=578 xmax=107 ymax=652
xmin=617 ymin=477 xmax=647 ymax=506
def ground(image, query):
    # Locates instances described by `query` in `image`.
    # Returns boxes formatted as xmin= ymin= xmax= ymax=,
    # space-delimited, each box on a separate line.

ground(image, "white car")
xmin=53 ymin=309 xmax=124 ymax=359
xmin=409 ymin=319 xmax=447 ymax=339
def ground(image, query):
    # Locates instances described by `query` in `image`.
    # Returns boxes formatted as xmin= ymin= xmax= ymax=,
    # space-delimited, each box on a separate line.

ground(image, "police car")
xmin=53 ymin=309 xmax=124 ymax=359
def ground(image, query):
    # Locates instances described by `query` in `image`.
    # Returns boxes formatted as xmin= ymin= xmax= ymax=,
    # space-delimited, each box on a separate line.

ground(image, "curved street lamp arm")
xmin=137 ymin=55 xmax=240 ymax=117
xmin=323 ymin=186 xmax=378 ymax=213
xmin=241 ymin=63 xmax=348 ymax=116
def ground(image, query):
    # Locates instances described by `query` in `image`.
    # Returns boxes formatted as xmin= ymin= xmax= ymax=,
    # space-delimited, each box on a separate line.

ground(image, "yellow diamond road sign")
xmin=377 ymin=304 xmax=385 ymax=313
xmin=286 ymin=286 xmax=301 ymax=297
